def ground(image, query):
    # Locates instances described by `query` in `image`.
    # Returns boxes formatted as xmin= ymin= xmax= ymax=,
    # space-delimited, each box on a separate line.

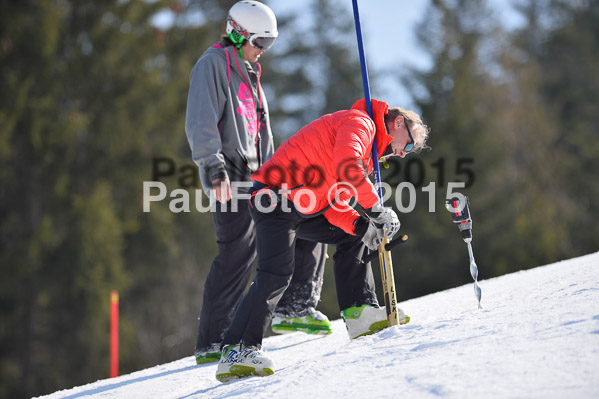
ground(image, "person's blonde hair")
xmin=385 ymin=107 xmax=430 ymax=152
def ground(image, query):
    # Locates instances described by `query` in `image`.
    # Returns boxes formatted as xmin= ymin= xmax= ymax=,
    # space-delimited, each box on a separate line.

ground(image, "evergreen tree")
xmin=396 ymin=0 xmax=512 ymax=298
xmin=397 ymin=0 xmax=599 ymax=301
xmin=0 ymin=1 xmax=215 ymax=396
xmin=531 ymin=0 xmax=599 ymax=254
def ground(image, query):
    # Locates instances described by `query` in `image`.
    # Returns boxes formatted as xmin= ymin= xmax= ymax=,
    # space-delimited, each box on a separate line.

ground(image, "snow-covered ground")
xmin=37 ymin=252 xmax=599 ymax=399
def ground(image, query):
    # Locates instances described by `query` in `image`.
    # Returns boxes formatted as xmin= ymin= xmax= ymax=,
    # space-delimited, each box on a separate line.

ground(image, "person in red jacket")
xmin=215 ymin=98 xmax=430 ymax=382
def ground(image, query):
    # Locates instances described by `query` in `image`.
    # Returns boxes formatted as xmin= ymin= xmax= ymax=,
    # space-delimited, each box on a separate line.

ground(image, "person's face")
xmin=387 ymin=116 xmax=415 ymax=158
xmin=241 ymin=40 xmax=267 ymax=62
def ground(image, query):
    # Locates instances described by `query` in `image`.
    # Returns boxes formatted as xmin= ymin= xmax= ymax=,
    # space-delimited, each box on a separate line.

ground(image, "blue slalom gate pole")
xmin=351 ymin=0 xmax=402 ymax=326
xmin=351 ymin=0 xmax=384 ymax=204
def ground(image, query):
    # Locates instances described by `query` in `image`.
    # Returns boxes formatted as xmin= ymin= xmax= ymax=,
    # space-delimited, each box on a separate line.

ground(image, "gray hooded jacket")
xmin=185 ymin=44 xmax=274 ymax=192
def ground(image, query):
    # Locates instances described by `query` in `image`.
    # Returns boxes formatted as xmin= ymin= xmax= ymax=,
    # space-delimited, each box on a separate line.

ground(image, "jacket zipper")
xmin=232 ymin=50 xmax=263 ymax=168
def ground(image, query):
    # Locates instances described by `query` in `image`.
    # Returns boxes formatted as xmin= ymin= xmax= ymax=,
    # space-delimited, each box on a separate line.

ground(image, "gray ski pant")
xmin=195 ymin=198 xmax=326 ymax=352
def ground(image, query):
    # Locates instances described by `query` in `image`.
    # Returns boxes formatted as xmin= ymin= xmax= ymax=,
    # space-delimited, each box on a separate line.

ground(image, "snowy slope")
xmin=37 ymin=252 xmax=599 ymax=399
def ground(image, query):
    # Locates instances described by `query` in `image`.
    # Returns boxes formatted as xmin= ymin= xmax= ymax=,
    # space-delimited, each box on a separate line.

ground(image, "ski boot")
xmin=341 ymin=304 xmax=410 ymax=339
xmin=194 ymin=343 xmax=221 ymax=364
xmin=271 ymin=307 xmax=332 ymax=335
xmin=216 ymin=344 xmax=275 ymax=383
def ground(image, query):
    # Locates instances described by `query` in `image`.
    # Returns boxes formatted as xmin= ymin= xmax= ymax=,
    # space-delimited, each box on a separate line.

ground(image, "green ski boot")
xmin=195 ymin=343 xmax=221 ymax=364
xmin=341 ymin=304 xmax=410 ymax=339
xmin=271 ymin=307 xmax=332 ymax=335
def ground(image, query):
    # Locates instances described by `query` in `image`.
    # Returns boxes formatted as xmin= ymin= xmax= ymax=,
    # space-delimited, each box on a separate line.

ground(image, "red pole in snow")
xmin=110 ymin=290 xmax=119 ymax=378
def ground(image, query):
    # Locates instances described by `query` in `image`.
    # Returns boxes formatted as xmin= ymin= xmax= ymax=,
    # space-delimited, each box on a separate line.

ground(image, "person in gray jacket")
xmin=185 ymin=1 xmax=331 ymax=364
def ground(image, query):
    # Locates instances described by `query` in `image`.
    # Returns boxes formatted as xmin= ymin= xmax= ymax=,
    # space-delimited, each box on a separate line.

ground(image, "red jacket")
xmin=252 ymin=98 xmax=393 ymax=234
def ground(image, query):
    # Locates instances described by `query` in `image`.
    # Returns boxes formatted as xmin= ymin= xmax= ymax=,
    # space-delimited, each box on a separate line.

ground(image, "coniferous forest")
xmin=1 ymin=0 xmax=597 ymax=397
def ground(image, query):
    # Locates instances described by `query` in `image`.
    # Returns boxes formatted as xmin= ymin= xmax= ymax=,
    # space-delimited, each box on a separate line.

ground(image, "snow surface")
xmin=37 ymin=252 xmax=599 ymax=399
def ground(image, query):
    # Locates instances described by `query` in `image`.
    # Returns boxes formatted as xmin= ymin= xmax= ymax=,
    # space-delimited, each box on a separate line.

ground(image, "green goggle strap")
xmin=228 ymin=31 xmax=245 ymax=58
xmin=228 ymin=31 xmax=245 ymax=49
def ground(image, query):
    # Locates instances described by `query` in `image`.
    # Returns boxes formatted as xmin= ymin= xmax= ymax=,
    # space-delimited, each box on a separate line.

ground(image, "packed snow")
xmin=37 ymin=251 xmax=599 ymax=398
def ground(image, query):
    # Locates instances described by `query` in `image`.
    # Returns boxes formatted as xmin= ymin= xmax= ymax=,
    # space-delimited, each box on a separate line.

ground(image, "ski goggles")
xmin=249 ymin=35 xmax=276 ymax=51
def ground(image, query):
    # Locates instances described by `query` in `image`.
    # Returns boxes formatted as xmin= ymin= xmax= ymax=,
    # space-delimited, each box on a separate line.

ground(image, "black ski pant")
xmin=195 ymin=198 xmax=326 ymax=352
xmin=221 ymin=187 xmax=378 ymax=348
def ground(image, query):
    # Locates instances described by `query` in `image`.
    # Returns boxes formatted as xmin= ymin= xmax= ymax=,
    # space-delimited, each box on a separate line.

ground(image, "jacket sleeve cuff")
xmin=353 ymin=217 xmax=369 ymax=237
xmin=207 ymin=164 xmax=228 ymax=182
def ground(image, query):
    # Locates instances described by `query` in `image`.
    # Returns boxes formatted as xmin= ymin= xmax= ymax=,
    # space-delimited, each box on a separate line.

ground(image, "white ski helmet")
xmin=226 ymin=1 xmax=278 ymax=51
